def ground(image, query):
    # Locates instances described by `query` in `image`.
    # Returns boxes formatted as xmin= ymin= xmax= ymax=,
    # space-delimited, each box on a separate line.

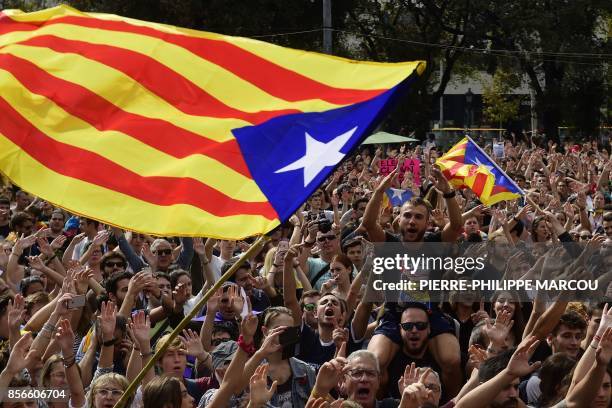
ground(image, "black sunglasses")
xmin=105 ymin=261 xmax=126 ymax=268
xmin=400 ymin=322 xmax=428 ymax=331
xmin=317 ymin=235 xmax=336 ymax=243
xmin=155 ymin=249 xmax=172 ymax=256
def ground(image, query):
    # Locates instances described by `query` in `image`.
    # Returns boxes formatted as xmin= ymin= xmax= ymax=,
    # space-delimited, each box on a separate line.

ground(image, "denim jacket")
xmin=199 ymin=358 xmax=315 ymax=408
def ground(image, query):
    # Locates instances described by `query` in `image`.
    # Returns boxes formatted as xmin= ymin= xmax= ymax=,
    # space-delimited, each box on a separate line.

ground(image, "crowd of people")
xmin=0 ymin=131 xmax=611 ymax=408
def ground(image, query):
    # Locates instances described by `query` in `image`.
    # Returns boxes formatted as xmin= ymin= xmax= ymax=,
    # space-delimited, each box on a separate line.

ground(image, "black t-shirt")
xmin=0 ymin=224 xmax=9 ymax=240
xmin=270 ymin=375 xmax=293 ymax=408
xmin=297 ymin=322 xmax=364 ymax=371
xmin=387 ymin=349 xmax=441 ymax=399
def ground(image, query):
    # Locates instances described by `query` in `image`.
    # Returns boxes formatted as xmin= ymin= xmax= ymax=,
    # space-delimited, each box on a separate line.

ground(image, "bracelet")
xmin=102 ymin=338 xmax=117 ymax=347
xmin=63 ymin=355 xmax=76 ymax=368
xmin=304 ymin=240 xmax=315 ymax=247
xmin=10 ymin=251 xmax=22 ymax=257
xmin=272 ymin=264 xmax=281 ymax=268
xmin=443 ymin=190 xmax=456 ymax=199
xmin=237 ymin=334 xmax=256 ymax=356
xmin=42 ymin=322 xmax=56 ymax=333
xmin=594 ymin=334 xmax=602 ymax=342
xmin=590 ymin=342 xmax=598 ymax=350
xmin=310 ymin=389 xmax=333 ymax=402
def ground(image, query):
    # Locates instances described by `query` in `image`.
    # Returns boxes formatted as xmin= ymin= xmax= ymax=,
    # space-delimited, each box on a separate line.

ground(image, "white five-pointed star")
xmin=473 ymin=156 xmax=494 ymax=173
xmin=390 ymin=188 xmax=405 ymax=200
xmin=275 ymin=126 xmax=358 ymax=187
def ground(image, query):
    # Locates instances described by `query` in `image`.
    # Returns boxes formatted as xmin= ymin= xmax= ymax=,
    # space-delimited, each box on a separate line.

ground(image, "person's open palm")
xmin=248 ymin=364 xmax=277 ymax=407
xmin=507 ymin=336 xmax=541 ymax=377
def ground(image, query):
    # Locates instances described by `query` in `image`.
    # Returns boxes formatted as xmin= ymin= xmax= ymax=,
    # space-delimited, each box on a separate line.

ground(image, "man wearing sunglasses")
xmin=299 ymin=223 xmax=342 ymax=291
xmin=299 ymin=290 xmax=321 ymax=331
xmin=387 ymin=303 xmax=440 ymax=399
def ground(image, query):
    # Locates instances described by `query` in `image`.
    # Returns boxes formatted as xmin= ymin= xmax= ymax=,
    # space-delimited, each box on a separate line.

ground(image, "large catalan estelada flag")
xmin=0 ymin=5 xmax=424 ymax=239
xmin=436 ymin=137 xmax=523 ymax=206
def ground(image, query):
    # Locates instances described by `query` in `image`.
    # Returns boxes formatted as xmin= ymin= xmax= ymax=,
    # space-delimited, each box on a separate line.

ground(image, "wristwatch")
xmin=443 ymin=190 xmax=456 ymax=199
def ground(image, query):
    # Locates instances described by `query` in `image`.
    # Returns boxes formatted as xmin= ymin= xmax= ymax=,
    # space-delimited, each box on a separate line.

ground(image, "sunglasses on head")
xmin=317 ymin=235 xmax=336 ymax=243
xmin=400 ymin=322 xmax=428 ymax=331
xmin=155 ymin=249 xmax=172 ymax=256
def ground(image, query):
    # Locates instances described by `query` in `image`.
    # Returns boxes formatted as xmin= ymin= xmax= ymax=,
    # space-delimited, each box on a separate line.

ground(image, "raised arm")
xmin=456 ymin=336 xmax=541 ymax=408
xmin=283 ymin=245 xmax=303 ymax=326
xmin=362 ymin=168 xmax=398 ymax=243
xmin=112 ymin=228 xmax=146 ymax=272
xmin=176 ymin=237 xmax=194 ymax=270
xmin=565 ymin=327 xmax=612 ymax=408
xmin=430 ymin=167 xmax=462 ymax=242
xmin=56 ymin=319 xmax=86 ymax=408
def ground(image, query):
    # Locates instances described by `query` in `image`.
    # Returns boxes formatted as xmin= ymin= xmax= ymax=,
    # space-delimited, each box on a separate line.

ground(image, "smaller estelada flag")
xmin=436 ymin=137 xmax=524 ymax=206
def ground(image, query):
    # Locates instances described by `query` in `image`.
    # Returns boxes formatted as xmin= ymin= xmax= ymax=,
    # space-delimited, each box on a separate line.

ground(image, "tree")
xmin=482 ymin=69 xmax=522 ymax=131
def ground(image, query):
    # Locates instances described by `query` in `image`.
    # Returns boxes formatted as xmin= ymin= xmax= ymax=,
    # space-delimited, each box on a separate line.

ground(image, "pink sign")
xmin=379 ymin=159 xmax=421 ymax=185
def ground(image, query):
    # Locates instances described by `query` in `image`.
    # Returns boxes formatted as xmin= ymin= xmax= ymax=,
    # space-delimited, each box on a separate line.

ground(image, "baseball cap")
xmin=211 ymin=340 xmax=237 ymax=369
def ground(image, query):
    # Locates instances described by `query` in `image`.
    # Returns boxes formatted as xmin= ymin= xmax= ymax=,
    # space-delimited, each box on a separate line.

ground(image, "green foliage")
xmin=482 ymin=69 xmax=522 ymax=127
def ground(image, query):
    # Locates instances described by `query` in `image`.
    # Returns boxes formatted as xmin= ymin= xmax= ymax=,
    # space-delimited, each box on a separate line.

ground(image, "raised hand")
xmin=377 ymin=166 xmax=400 ymax=192
xmin=14 ymin=233 xmax=37 ymax=253
xmin=36 ymin=237 xmax=54 ymax=257
xmin=55 ymin=318 xmax=76 ymax=355
xmin=596 ymin=327 xmax=612 ymax=365
xmin=34 ymin=228 xmax=51 ymax=240
xmin=7 ymin=294 xmax=26 ymax=331
xmin=50 ymin=234 xmax=67 ymax=251
xmin=74 ymin=267 xmax=93 ymax=295
xmin=130 ymin=310 xmax=151 ymax=348
xmin=172 ymin=282 xmax=190 ymax=307
xmin=241 ymin=312 xmax=259 ymax=342
xmin=71 ymin=233 xmax=87 ymax=245
xmin=468 ymin=345 xmax=487 ymax=369
xmin=207 ymin=288 xmax=223 ymax=313
xmin=259 ymin=326 xmax=285 ymax=356
xmin=429 ymin=166 xmax=452 ymax=194
xmin=431 ymin=209 xmax=445 ymax=226
xmin=4 ymin=332 xmax=38 ymax=375
xmin=92 ymin=230 xmax=111 ymax=247
xmin=506 ymin=336 xmax=541 ymax=378
xmin=27 ymin=255 xmax=46 ymax=272
xmin=399 ymin=381 xmax=432 ymax=408
xmin=470 ymin=301 xmax=489 ymax=325
xmin=484 ymin=310 xmax=514 ymax=348
xmin=398 ymin=362 xmax=420 ymax=395
xmin=248 ymin=364 xmax=278 ymax=408
xmin=179 ymin=329 xmax=207 ymax=359
xmin=99 ymin=301 xmax=117 ymax=342
xmin=193 ymin=237 xmax=206 ymax=257
xmin=314 ymin=355 xmax=348 ymax=395
xmin=227 ymin=284 xmax=244 ymax=315
xmin=53 ymin=293 xmax=75 ymax=317
xmin=332 ymin=322 xmax=348 ymax=350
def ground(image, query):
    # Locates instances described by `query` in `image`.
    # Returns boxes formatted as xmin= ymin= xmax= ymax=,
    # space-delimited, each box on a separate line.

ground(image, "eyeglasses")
xmin=105 ymin=261 xmax=126 ymax=268
xmin=97 ymin=389 xmax=124 ymax=398
xmin=317 ymin=235 xmax=336 ymax=243
xmin=400 ymin=322 xmax=429 ymax=331
xmin=302 ymin=303 xmax=316 ymax=312
xmin=346 ymin=369 xmax=378 ymax=380
xmin=155 ymin=249 xmax=172 ymax=256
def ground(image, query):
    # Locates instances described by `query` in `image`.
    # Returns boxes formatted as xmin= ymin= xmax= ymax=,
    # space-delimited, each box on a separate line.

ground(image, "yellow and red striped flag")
xmin=436 ymin=137 xmax=524 ymax=206
xmin=0 ymin=5 xmax=424 ymax=239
